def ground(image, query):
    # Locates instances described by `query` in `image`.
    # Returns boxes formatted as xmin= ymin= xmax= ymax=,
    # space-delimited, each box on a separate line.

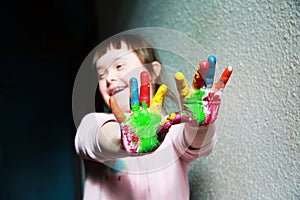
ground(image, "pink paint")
xmin=121 ymin=125 xmax=140 ymax=153
xmin=204 ymin=93 xmax=221 ymax=124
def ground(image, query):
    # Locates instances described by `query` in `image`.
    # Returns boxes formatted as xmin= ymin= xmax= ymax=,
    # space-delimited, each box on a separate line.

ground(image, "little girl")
xmin=75 ymin=33 xmax=227 ymax=199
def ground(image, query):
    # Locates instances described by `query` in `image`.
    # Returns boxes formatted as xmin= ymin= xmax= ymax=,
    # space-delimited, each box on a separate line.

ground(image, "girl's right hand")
xmin=109 ymin=71 xmax=169 ymax=154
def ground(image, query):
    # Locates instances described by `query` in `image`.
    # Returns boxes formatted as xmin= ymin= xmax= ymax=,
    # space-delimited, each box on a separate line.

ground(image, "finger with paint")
xmin=213 ymin=66 xmax=233 ymax=91
xmin=109 ymin=96 xmax=126 ymax=123
xmin=150 ymin=84 xmax=168 ymax=114
xmin=193 ymin=59 xmax=209 ymax=89
xmin=174 ymin=72 xmax=192 ymax=107
xmin=130 ymin=77 xmax=140 ymax=111
xmin=139 ymin=71 xmax=150 ymax=107
xmin=205 ymin=55 xmax=216 ymax=88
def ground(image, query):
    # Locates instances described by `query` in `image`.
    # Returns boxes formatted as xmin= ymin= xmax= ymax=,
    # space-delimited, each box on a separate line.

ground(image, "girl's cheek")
xmin=98 ymin=84 xmax=108 ymax=102
xmin=98 ymin=81 xmax=106 ymax=92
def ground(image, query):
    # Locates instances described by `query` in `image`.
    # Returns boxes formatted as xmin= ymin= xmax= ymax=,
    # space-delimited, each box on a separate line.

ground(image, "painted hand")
xmin=109 ymin=71 xmax=168 ymax=153
xmin=159 ymin=56 xmax=233 ymax=131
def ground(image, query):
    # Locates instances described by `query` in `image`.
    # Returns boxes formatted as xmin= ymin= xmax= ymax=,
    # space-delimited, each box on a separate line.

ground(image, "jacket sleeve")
xmin=74 ymin=113 xmax=117 ymax=163
xmin=172 ymin=124 xmax=218 ymax=162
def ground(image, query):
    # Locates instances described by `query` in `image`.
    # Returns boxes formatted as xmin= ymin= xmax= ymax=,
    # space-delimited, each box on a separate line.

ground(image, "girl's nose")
xmin=106 ymin=70 xmax=118 ymax=87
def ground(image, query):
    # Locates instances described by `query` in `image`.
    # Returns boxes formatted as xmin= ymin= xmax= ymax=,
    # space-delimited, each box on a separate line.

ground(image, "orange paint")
xmin=213 ymin=66 xmax=233 ymax=91
xmin=109 ymin=97 xmax=126 ymax=123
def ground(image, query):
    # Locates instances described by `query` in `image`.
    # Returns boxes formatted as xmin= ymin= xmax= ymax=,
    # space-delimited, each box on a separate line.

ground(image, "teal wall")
xmin=94 ymin=1 xmax=300 ymax=199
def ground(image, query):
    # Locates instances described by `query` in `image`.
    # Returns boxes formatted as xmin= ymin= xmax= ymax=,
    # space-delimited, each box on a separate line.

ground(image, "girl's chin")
xmin=112 ymin=88 xmax=131 ymax=113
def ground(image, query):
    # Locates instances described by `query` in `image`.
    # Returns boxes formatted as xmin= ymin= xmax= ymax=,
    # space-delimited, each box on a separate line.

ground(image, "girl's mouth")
xmin=109 ymin=87 xmax=126 ymax=96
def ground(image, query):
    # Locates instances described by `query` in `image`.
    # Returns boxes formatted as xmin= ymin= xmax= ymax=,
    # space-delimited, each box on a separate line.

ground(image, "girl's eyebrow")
xmin=96 ymin=49 xmax=131 ymax=69
xmin=112 ymin=57 xmax=126 ymax=64
xmin=98 ymin=56 xmax=126 ymax=69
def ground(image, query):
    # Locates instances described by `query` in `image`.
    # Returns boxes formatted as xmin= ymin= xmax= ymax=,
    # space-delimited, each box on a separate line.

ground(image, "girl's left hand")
xmin=158 ymin=56 xmax=233 ymax=131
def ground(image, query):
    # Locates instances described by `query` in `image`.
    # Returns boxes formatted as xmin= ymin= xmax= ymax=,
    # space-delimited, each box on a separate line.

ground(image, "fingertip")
xmin=208 ymin=55 xmax=216 ymax=64
xmin=213 ymin=65 xmax=233 ymax=91
xmin=130 ymin=77 xmax=138 ymax=86
xmin=151 ymin=84 xmax=168 ymax=114
xmin=223 ymin=66 xmax=233 ymax=78
xmin=140 ymin=71 xmax=150 ymax=85
xmin=205 ymin=55 xmax=217 ymax=87
xmin=228 ymin=66 xmax=233 ymax=72
xmin=174 ymin=72 xmax=185 ymax=80
xmin=194 ymin=60 xmax=209 ymax=89
xmin=159 ymin=84 xmax=168 ymax=92
xmin=154 ymin=84 xmax=168 ymax=99
xmin=199 ymin=59 xmax=210 ymax=70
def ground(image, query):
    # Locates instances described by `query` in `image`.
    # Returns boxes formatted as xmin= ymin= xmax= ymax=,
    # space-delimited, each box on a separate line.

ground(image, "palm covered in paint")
xmin=159 ymin=55 xmax=233 ymax=130
xmin=110 ymin=71 xmax=169 ymax=153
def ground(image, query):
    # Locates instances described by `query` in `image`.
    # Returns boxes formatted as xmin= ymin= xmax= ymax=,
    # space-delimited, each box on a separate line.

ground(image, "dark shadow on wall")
xmin=0 ymin=0 xmax=132 ymax=199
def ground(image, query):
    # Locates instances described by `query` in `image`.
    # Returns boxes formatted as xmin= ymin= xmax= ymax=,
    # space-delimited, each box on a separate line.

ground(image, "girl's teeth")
xmin=113 ymin=87 xmax=124 ymax=94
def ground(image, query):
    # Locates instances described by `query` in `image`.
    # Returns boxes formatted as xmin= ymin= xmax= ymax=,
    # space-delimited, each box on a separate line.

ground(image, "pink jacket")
xmin=75 ymin=113 xmax=217 ymax=200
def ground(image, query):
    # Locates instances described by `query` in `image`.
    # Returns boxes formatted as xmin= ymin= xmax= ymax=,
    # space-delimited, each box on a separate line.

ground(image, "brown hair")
xmin=93 ymin=34 xmax=161 ymax=79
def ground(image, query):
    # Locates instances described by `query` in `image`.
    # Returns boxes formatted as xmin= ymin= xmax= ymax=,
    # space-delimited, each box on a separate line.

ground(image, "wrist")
xmin=98 ymin=121 xmax=122 ymax=154
xmin=184 ymin=123 xmax=215 ymax=149
xmin=184 ymin=123 xmax=210 ymax=133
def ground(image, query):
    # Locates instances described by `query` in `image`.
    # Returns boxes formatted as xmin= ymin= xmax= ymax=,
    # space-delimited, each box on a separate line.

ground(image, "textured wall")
xmin=120 ymin=0 xmax=300 ymax=199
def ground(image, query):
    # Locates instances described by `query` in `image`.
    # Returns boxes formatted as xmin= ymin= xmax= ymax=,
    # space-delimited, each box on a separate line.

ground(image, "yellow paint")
xmin=160 ymin=119 xmax=169 ymax=126
xmin=167 ymin=113 xmax=176 ymax=120
xmin=151 ymin=84 xmax=168 ymax=114
xmin=174 ymin=72 xmax=191 ymax=102
xmin=192 ymin=71 xmax=200 ymax=89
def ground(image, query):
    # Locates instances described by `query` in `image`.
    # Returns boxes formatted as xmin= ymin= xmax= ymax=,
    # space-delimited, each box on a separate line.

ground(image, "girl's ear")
xmin=152 ymin=61 xmax=162 ymax=79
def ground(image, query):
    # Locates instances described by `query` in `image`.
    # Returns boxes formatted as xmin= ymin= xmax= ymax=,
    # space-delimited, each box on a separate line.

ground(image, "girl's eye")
xmin=116 ymin=64 xmax=124 ymax=70
xmin=98 ymin=74 xmax=104 ymax=80
xmin=98 ymin=71 xmax=106 ymax=80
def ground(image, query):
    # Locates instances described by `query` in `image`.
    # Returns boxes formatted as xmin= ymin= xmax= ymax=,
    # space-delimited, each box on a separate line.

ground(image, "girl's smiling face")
xmin=96 ymin=42 xmax=159 ymax=112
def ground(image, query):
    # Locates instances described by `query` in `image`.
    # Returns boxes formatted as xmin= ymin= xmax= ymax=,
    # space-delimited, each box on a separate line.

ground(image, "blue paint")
xmin=110 ymin=160 xmax=125 ymax=174
xmin=206 ymin=55 xmax=217 ymax=87
xmin=130 ymin=78 xmax=140 ymax=108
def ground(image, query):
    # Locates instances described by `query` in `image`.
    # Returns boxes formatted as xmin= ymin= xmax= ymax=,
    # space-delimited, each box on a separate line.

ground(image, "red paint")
xmin=140 ymin=71 xmax=150 ymax=107
xmin=193 ymin=60 xmax=209 ymax=89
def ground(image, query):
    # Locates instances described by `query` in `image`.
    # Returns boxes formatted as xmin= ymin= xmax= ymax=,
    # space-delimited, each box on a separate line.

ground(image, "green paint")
xmin=184 ymin=89 xmax=206 ymax=124
xmin=125 ymin=101 xmax=161 ymax=153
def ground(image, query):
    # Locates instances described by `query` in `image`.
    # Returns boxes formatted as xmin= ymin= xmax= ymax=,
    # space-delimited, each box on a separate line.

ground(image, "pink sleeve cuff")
xmin=75 ymin=113 xmax=116 ymax=162
xmin=172 ymin=124 xmax=218 ymax=162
